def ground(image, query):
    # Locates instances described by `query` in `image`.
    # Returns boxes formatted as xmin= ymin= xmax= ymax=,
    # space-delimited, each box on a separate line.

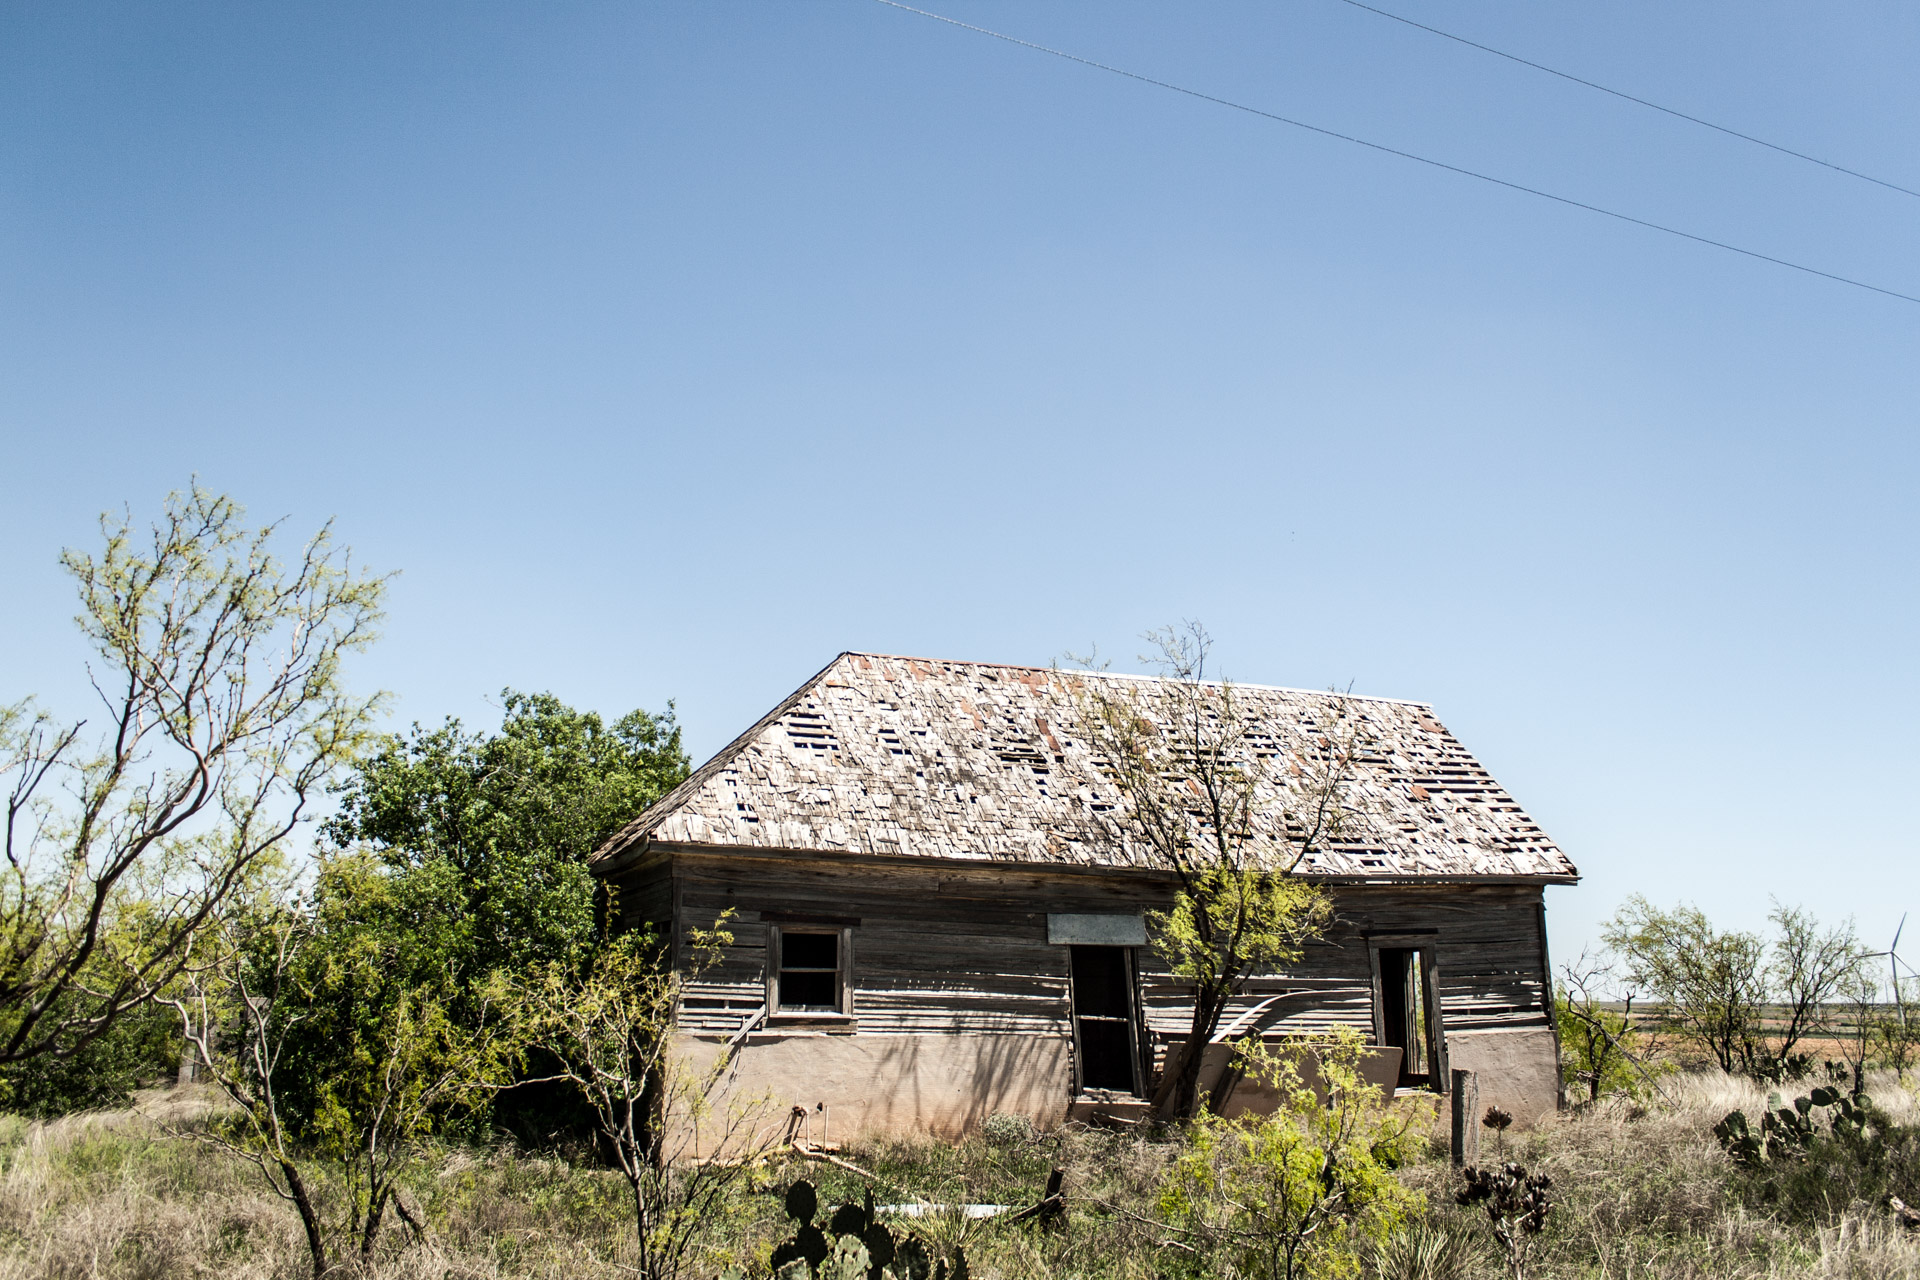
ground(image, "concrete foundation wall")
xmin=1445 ymin=1027 xmax=1561 ymax=1126
xmin=685 ymin=1030 xmax=1073 ymax=1144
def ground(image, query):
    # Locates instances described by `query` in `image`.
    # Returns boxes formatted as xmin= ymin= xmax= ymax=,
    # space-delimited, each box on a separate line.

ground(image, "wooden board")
xmin=614 ymin=853 xmax=1554 ymax=1045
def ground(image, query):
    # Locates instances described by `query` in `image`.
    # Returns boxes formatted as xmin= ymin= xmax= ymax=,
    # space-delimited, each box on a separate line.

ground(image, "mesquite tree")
xmin=1 ymin=485 xmax=385 ymax=1070
xmin=1603 ymin=897 xmax=1866 ymax=1077
xmin=1071 ymin=624 xmax=1364 ymax=1120
xmin=167 ymin=864 xmax=517 ymax=1279
xmin=512 ymin=913 xmax=770 ymax=1280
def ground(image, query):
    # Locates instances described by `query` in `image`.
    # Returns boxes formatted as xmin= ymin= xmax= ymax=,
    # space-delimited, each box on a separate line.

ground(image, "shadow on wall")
xmin=688 ymin=1029 xmax=1073 ymax=1146
xmin=871 ymin=1026 xmax=1072 ymax=1134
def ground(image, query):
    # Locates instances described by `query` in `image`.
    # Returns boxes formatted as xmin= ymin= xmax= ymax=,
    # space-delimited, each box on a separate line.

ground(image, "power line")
xmin=1331 ymin=0 xmax=1920 ymax=203
xmin=871 ymin=0 xmax=1920 ymax=307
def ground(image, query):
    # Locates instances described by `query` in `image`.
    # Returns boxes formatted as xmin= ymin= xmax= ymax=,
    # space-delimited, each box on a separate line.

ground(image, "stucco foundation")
xmin=1445 ymin=1027 xmax=1561 ymax=1126
xmin=683 ymin=1024 xmax=1559 ymax=1149
xmin=685 ymin=1030 xmax=1073 ymax=1144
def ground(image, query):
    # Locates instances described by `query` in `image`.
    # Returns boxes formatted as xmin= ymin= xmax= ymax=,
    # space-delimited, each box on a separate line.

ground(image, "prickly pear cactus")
xmin=1714 ymin=1084 xmax=1881 ymax=1168
xmin=770 ymin=1180 xmax=940 ymax=1280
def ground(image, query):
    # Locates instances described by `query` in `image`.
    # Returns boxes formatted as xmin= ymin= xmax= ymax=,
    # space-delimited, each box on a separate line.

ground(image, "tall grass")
xmin=0 ymin=1073 xmax=1915 ymax=1278
xmin=1396 ymin=1070 xmax=1920 ymax=1279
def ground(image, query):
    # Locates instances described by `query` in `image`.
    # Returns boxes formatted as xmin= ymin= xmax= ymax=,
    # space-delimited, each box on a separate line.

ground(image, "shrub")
xmin=1455 ymin=1163 xmax=1553 ymax=1280
xmin=1157 ymin=1031 xmax=1423 ymax=1280
xmin=981 ymin=1113 xmax=1036 ymax=1147
xmin=0 ymin=996 xmax=177 ymax=1117
xmin=1365 ymin=1220 xmax=1482 ymax=1280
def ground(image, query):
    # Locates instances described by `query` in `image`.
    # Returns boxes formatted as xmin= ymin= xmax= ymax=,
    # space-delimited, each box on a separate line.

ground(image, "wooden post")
xmin=1450 ymin=1069 xmax=1479 ymax=1167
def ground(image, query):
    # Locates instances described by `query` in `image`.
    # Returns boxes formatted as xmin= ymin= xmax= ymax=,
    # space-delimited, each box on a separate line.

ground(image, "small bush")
xmin=1158 ymin=1032 xmax=1424 ymax=1280
xmin=980 ymin=1113 xmax=1036 ymax=1147
xmin=1366 ymin=1220 xmax=1482 ymax=1280
xmin=0 ymin=999 xmax=178 ymax=1118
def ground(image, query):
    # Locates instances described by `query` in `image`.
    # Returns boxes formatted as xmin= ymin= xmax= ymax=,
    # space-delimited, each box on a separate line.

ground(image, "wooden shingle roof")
xmin=593 ymin=653 xmax=1576 ymax=882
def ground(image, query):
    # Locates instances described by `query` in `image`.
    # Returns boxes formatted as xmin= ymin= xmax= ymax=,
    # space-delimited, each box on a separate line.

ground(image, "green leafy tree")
xmin=1071 ymin=624 xmax=1358 ymax=1120
xmin=0 ymin=992 xmax=176 ymax=1116
xmin=324 ymin=691 xmax=687 ymax=981
xmin=1765 ymin=903 xmax=1868 ymax=1072
xmin=1604 ymin=897 xmax=1866 ymax=1077
xmin=0 ymin=485 xmax=384 ymax=1077
xmin=323 ymin=692 xmax=688 ymax=1135
xmin=1603 ymin=898 xmax=1764 ymax=1075
xmin=1157 ymin=1031 xmax=1423 ymax=1280
xmin=1553 ymin=955 xmax=1661 ymax=1105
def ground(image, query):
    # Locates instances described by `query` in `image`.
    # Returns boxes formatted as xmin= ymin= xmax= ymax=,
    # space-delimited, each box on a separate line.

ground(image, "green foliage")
xmin=1603 ymin=898 xmax=1765 ymax=1075
xmin=1603 ymin=897 xmax=1868 ymax=1078
xmin=1366 ymin=1221 xmax=1482 ymax=1280
xmin=325 ymin=689 xmax=689 ymax=979
xmin=323 ymin=690 xmax=688 ymax=1138
xmin=1 ymin=484 xmax=385 ymax=1076
xmin=1153 ymin=867 xmax=1333 ymax=1010
xmin=175 ymin=864 xmax=522 ymax=1275
xmin=1553 ymin=991 xmax=1645 ymax=1104
xmin=1156 ymin=1032 xmax=1422 ymax=1280
xmin=1873 ymin=1007 xmax=1920 ymax=1075
xmin=980 ymin=1112 xmax=1037 ymax=1147
xmin=0 ymin=994 xmax=175 ymax=1117
xmin=1070 ymin=624 xmax=1355 ymax=1119
xmin=1713 ymin=1084 xmax=1920 ymax=1225
xmin=270 ymin=852 xmax=484 ymax=1133
xmin=510 ymin=915 xmax=773 ymax=1280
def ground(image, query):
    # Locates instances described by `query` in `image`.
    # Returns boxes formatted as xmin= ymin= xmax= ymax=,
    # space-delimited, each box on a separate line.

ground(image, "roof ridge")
xmin=838 ymin=651 xmax=1434 ymax=709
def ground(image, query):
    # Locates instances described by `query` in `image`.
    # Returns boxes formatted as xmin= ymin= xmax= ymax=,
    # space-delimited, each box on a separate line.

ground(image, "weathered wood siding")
xmin=612 ymin=857 xmax=675 ymax=932
xmin=614 ymin=853 xmax=1551 ymax=1055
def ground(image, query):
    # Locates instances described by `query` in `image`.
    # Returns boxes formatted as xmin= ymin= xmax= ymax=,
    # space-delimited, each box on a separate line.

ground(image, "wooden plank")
xmin=604 ymin=854 xmax=1555 ymax=1041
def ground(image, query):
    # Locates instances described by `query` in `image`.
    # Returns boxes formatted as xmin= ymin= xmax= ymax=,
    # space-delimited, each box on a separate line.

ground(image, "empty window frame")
xmin=767 ymin=926 xmax=853 ymax=1016
xmin=1367 ymin=936 xmax=1448 ymax=1091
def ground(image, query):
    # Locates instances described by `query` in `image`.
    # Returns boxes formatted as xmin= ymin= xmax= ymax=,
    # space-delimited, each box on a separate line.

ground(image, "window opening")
xmin=777 ymin=931 xmax=841 ymax=1012
xmin=1069 ymin=946 xmax=1140 ymax=1094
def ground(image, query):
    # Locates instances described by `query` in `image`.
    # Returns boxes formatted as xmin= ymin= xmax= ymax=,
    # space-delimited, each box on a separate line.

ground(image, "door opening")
xmin=1068 ymin=945 xmax=1139 ymax=1093
xmin=1377 ymin=947 xmax=1433 ymax=1089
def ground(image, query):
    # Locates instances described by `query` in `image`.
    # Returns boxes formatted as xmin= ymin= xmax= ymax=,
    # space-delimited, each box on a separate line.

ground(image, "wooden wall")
xmin=604 ymin=851 xmax=1553 ymax=1056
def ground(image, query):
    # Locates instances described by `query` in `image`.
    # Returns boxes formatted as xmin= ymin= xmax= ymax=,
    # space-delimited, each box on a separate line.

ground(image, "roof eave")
xmin=595 ymin=839 xmax=1578 ymax=886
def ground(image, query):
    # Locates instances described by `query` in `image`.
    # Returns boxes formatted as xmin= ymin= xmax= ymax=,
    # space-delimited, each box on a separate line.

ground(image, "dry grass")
xmin=0 ymin=1085 xmax=635 ymax=1279
xmin=1398 ymin=1070 xmax=1920 ymax=1279
xmin=1 ymin=1073 xmax=1916 ymax=1279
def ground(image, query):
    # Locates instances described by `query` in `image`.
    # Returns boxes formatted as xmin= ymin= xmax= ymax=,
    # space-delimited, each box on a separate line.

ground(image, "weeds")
xmin=3 ymin=1072 xmax=1920 ymax=1279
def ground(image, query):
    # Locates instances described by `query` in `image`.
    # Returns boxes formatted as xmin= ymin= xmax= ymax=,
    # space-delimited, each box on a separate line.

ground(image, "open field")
xmin=2 ymin=1072 xmax=1917 ymax=1280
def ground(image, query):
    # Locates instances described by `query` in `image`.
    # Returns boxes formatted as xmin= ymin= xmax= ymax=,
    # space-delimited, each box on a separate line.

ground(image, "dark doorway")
xmin=1069 ymin=945 xmax=1139 ymax=1093
xmin=1376 ymin=947 xmax=1433 ymax=1088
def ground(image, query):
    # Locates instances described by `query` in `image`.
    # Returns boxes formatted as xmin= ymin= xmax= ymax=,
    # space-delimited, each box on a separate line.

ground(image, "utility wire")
xmin=1332 ymin=0 xmax=1920 ymax=203
xmin=872 ymin=0 xmax=1920 ymax=307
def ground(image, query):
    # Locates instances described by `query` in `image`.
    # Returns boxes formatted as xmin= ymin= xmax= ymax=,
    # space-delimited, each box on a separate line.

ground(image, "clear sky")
xmin=4 ymin=1 xmax=1916 ymax=968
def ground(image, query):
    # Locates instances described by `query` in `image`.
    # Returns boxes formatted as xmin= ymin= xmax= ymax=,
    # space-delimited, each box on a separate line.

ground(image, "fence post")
xmin=1450 ymin=1068 xmax=1479 ymax=1167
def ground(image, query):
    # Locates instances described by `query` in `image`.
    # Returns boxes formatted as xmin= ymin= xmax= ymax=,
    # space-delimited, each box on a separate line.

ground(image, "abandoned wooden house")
xmin=589 ymin=652 xmax=1578 ymax=1137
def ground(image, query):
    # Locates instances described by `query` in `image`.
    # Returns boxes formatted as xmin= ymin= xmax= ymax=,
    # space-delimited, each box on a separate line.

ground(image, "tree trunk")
xmin=627 ymin=1171 xmax=658 ymax=1280
xmin=1166 ymin=985 xmax=1226 ymax=1120
xmin=281 ymin=1158 xmax=331 ymax=1278
xmin=360 ymin=1184 xmax=389 ymax=1258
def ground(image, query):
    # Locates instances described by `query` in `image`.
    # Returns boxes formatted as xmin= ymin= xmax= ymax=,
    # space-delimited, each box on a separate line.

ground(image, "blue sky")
xmin=4 ymin=1 xmax=1917 ymax=966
